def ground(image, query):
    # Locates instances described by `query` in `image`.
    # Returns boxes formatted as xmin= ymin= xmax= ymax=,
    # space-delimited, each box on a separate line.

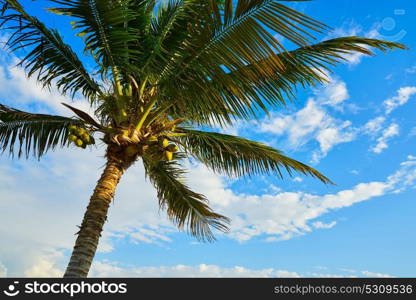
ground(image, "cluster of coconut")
xmin=123 ymin=136 xmax=179 ymax=161
xmin=67 ymin=125 xmax=95 ymax=148
xmin=160 ymin=138 xmax=179 ymax=161
xmin=141 ymin=136 xmax=178 ymax=161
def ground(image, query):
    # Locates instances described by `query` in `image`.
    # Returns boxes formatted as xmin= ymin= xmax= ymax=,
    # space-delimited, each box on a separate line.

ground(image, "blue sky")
xmin=0 ymin=0 xmax=415 ymax=278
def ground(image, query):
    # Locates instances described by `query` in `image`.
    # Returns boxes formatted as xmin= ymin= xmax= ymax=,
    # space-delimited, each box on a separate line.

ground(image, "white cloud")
xmin=2 ymin=150 xmax=416 ymax=276
xmin=0 ymin=262 xmax=7 ymax=277
xmin=363 ymin=117 xmax=385 ymax=135
xmin=306 ymin=272 xmax=352 ymax=278
xmin=361 ymin=271 xmax=392 ymax=278
xmin=364 ymin=118 xmax=399 ymax=154
xmin=312 ymin=221 xmax=337 ymax=229
xmin=0 ymin=31 xmax=411 ymax=279
xmin=24 ymin=251 xmax=64 ymax=278
xmin=12 ymin=257 xmax=394 ymax=278
xmin=316 ymin=78 xmax=349 ymax=107
xmin=90 ymin=261 xmax=393 ymax=278
xmin=90 ymin=262 xmax=300 ymax=278
xmin=383 ymin=86 xmax=416 ymax=114
xmin=293 ymin=177 xmax=303 ymax=183
xmin=0 ymin=147 xmax=167 ymax=276
xmin=307 ymin=268 xmax=393 ymax=278
xmin=0 ymin=51 xmax=96 ymax=118
xmin=130 ymin=228 xmax=172 ymax=245
xmin=370 ymin=123 xmax=399 ymax=154
xmin=312 ymin=120 xmax=355 ymax=163
xmin=386 ymin=158 xmax=416 ymax=194
xmin=385 ymin=74 xmax=393 ymax=80
xmin=188 ymin=156 xmax=416 ymax=243
xmin=260 ymin=75 xmax=358 ymax=163
xmin=326 ymin=21 xmax=380 ymax=66
xmin=260 ymin=99 xmax=356 ymax=163
xmin=406 ymin=65 xmax=416 ymax=74
xmin=339 ymin=268 xmax=356 ymax=274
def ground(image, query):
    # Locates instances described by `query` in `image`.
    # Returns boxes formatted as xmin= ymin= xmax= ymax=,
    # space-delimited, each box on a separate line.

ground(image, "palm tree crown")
xmin=0 ymin=0 xmax=404 ymax=277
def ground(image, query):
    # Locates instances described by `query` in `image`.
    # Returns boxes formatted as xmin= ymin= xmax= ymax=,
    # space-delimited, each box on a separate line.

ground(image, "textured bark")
xmin=63 ymin=156 xmax=126 ymax=278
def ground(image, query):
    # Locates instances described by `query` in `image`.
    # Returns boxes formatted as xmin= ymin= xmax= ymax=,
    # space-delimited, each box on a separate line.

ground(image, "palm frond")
xmin=233 ymin=37 xmax=407 ymax=83
xmin=0 ymin=104 xmax=84 ymax=158
xmin=143 ymin=155 xmax=230 ymax=242
xmin=140 ymin=0 xmax=188 ymax=74
xmin=163 ymin=37 xmax=405 ymax=126
xmin=61 ymin=103 xmax=102 ymax=129
xmin=174 ymin=128 xmax=332 ymax=183
xmin=157 ymin=0 xmax=327 ymax=83
xmin=49 ymin=0 xmax=140 ymax=82
xmin=0 ymin=0 xmax=103 ymax=100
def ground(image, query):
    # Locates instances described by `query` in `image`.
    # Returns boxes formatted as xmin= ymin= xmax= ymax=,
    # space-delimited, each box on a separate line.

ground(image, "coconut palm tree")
xmin=0 ymin=0 xmax=404 ymax=278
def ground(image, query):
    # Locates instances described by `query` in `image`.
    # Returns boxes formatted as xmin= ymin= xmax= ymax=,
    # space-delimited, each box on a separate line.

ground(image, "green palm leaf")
xmin=49 ymin=0 xmax=140 ymax=83
xmin=0 ymin=104 xmax=84 ymax=158
xmin=157 ymin=0 xmax=326 ymax=82
xmin=174 ymin=128 xmax=332 ymax=183
xmin=0 ymin=0 xmax=103 ymax=100
xmin=164 ymin=37 xmax=405 ymax=126
xmin=233 ymin=37 xmax=407 ymax=83
xmin=143 ymin=155 xmax=230 ymax=242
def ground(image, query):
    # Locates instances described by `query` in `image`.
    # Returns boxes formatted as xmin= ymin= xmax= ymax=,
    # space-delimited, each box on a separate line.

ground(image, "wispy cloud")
xmin=362 ymin=86 xmax=416 ymax=154
xmin=88 ymin=261 xmax=392 ymax=278
xmin=2 ymin=143 xmax=416 ymax=276
xmin=0 ymin=50 xmax=95 ymax=117
xmin=361 ymin=271 xmax=392 ymax=278
xmin=187 ymin=156 xmax=416 ymax=242
xmin=260 ymin=76 xmax=357 ymax=163
xmin=90 ymin=262 xmax=301 ymax=278
xmin=370 ymin=123 xmax=400 ymax=154
xmin=405 ymin=65 xmax=416 ymax=74
xmin=326 ymin=20 xmax=380 ymax=66
xmin=363 ymin=117 xmax=386 ymax=135
xmin=383 ymin=86 xmax=416 ymax=114
xmin=312 ymin=221 xmax=337 ymax=229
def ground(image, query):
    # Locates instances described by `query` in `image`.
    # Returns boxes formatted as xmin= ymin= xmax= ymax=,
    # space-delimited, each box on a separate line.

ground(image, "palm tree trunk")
xmin=63 ymin=156 xmax=126 ymax=278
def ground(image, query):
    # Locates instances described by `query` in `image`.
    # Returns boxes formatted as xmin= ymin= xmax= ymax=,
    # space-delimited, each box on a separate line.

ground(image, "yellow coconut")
xmin=148 ymin=136 xmax=158 ymax=143
xmin=68 ymin=125 xmax=77 ymax=133
xmin=125 ymin=145 xmax=138 ymax=156
xmin=76 ymin=128 xmax=86 ymax=136
xmin=81 ymin=133 xmax=91 ymax=143
xmin=68 ymin=134 xmax=78 ymax=142
xmin=120 ymin=129 xmax=129 ymax=136
xmin=161 ymin=138 xmax=169 ymax=148
xmin=166 ymin=144 xmax=179 ymax=152
xmin=75 ymin=139 xmax=84 ymax=147
xmin=164 ymin=151 xmax=173 ymax=161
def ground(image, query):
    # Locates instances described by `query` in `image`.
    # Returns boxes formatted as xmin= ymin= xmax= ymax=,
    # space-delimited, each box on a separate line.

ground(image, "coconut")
xmin=81 ymin=133 xmax=91 ymax=143
xmin=148 ymin=136 xmax=158 ymax=143
xmin=120 ymin=129 xmax=129 ymax=136
xmin=125 ymin=145 xmax=139 ymax=156
xmin=68 ymin=125 xmax=77 ymax=133
xmin=75 ymin=139 xmax=84 ymax=147
xmin=161 ymin=138 xmax=169 ymax=148
xmin=76 ymin=128 xmax=86 ymax=136
xmin=164 ymin=151 xmax=173 ymax=161
xmin=166 ymin=144 xmax=179 ymax=152
xmin=68 ymin=134 xmax=78 ymax=142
